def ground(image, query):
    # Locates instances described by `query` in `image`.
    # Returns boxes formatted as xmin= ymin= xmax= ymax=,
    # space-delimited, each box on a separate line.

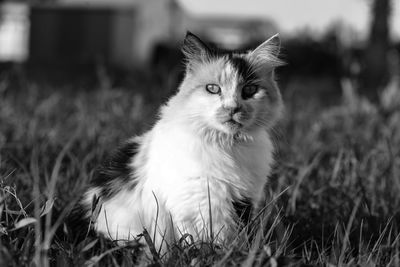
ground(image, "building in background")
xmin=0 ymin=0 xmax=172 ymax=68
xmin=29 ymin=0 xmax=171 ymax=68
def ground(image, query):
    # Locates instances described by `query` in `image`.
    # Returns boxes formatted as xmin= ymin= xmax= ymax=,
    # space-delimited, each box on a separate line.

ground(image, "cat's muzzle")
xmin=224 ymin=118 xmax=243 ymax=129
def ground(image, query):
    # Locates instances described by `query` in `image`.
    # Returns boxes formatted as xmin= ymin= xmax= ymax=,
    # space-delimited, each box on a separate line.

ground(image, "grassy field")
xmin=0 ymin=69 xmax=400 ymax=266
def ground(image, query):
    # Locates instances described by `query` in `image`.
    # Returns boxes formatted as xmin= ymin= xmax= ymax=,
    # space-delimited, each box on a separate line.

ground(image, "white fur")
xmin=83 ymin=110 xmax=274 ymax=251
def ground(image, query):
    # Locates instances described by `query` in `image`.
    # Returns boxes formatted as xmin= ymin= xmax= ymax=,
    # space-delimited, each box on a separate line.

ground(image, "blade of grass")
xmin=207 ymin=177 xmax=214 ymax=242
xmin=42 ymin=131 xmax=80 ymax=258
xmin=30 ymin=146 xmax=42 ymax=266
xmin=338 ymin=196 xmax=361 ymax=266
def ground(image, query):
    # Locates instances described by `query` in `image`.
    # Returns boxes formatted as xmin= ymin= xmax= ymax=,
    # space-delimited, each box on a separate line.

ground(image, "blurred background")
xmin=1 ymin=2 xmax=400 ymax=265
xmin=0 ymin=0 xmax=399 ymax=103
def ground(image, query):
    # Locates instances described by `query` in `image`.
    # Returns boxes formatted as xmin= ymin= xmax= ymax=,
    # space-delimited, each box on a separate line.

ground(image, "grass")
xmin=0 ymin=68 xmax=400 ymax=266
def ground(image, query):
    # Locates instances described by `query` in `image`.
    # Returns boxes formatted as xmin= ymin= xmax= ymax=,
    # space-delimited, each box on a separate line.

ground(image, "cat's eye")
xmin=205 ymin=84 xmax=221 ymax=94
xmin=242 ymin=85 xmax=258 ymax=99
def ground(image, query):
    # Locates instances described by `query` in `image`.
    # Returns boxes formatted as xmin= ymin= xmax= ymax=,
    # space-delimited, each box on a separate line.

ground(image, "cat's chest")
xmin=143 ymin=124 xmax=273 ymax=193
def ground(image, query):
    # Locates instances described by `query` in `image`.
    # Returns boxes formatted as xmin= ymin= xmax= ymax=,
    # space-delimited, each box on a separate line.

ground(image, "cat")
xmin=78 ymin=32 xmax=284 ymax=253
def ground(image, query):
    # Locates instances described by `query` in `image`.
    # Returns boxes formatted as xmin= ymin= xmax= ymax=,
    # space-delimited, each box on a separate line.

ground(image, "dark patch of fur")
xmin=233 ymin=197 xmax=253 ymax=226
xmin=90 ymin=141 xmax=138 ymax=199
xmin=229 ymin=55 xmax=259 ymax=90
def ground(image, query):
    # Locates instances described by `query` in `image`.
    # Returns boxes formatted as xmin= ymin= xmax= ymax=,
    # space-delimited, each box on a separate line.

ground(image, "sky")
xmin=178 ymin=0 xmax=400 ymax=41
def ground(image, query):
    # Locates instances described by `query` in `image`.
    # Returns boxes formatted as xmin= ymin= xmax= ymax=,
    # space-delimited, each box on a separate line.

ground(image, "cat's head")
xmin=168 ymin=32 xmax=284 ymax=141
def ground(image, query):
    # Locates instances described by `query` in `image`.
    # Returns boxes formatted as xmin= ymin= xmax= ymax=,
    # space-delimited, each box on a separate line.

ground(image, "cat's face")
xmin=173 ymin=32 xmax=284 ymax=138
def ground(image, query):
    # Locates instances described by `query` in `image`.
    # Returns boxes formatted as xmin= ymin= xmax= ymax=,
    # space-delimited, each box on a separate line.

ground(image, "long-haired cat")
xmin=79 ymin=32 xmax=284 ymax=253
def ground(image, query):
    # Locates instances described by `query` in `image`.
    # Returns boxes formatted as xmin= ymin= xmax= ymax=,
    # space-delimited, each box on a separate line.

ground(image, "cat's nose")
xmin=227 ymin=106 xmax=242 ymax=116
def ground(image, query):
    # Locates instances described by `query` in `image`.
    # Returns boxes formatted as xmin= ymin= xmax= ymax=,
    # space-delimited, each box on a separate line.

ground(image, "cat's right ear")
xmin=247 ymin=34 xmax=284 ymax=71
xmin=182 ymin=32 xmax=211 ymax=67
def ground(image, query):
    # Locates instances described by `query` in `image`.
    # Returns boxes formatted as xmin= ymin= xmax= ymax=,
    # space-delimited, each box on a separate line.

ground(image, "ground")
xmin=0 ymin=69 xmax=400 ymax=266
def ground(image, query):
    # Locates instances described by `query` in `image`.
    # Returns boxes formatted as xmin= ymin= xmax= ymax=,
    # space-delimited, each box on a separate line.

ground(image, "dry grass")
xmin=0 ymin=70 xmax=400 ymax=266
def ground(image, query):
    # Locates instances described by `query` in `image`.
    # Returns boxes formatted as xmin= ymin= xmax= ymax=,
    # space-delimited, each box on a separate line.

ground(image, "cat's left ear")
xmin=247 ymin=34 xmax=284 ymax=70
xmin=182 ymin=32 xmax=212 ymax=68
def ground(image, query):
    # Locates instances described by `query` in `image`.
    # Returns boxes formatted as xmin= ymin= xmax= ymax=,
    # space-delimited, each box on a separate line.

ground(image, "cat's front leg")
xmin=165 ymin=181 xmax=237 ymax=247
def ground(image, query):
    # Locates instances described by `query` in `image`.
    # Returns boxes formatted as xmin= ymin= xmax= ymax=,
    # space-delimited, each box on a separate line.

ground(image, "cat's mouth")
xmin=224 ymin=119 xmax=243 ymax=129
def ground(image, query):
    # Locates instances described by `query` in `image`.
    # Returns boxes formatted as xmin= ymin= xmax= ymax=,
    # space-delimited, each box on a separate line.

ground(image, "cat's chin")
xmin=196 ymin=122 xmax=255 ymax=145
xmin=223 ymin=119 xmax=243 ymax=132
